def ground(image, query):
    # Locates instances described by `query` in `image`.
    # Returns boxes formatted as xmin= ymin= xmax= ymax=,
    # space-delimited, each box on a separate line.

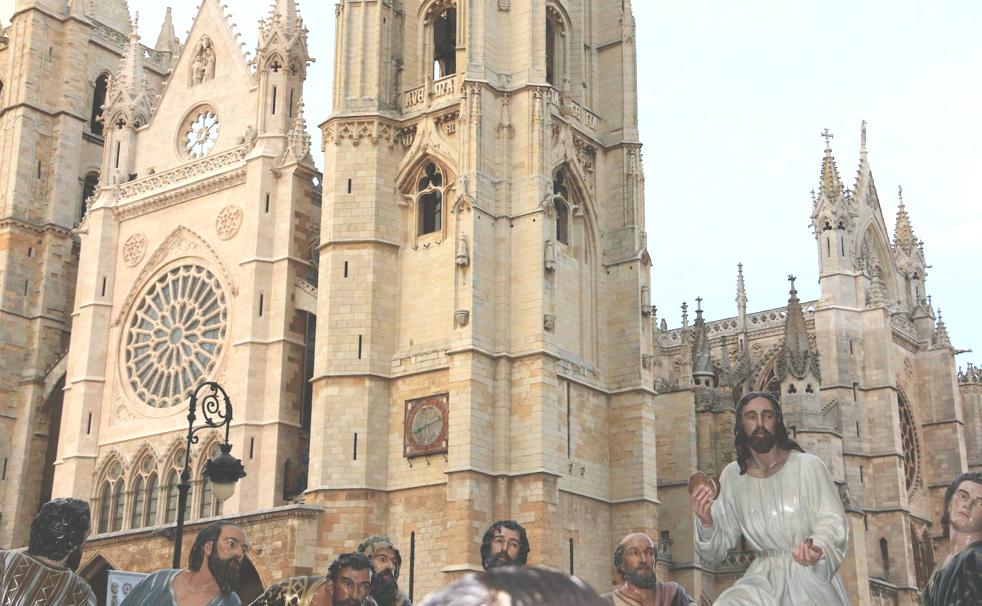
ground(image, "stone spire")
xmin=154 ymin=7 xmax=181 ymax=55
xmin=264 ymin=0 xmax=303 ymax=36
xmin=105 ymin=13 xmax=153 ymax=125
xmin=819 ymin=129 xmax=843 ymax=200
xmin=691 ymin=297 xmax=715 ymax=386
xmin=284 ymin=101 xmax=312 ymax=164
xmin=933 ymin=308 xmax=953 ymax=350
xmin=894 ymin=186 xmax=919 ymax=252
xmin=776 ymin=275 xmax=821 ymax=381
xmin=735 ymin=263 xmax=748 ymax=314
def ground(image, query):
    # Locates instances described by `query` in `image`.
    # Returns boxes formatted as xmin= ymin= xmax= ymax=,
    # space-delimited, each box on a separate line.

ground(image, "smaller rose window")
xmin=185 ymin=110 xmax=220 ymax=159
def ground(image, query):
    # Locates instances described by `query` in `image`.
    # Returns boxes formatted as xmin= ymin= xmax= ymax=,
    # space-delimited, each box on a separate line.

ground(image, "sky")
xmin=79 ymin=1 xmax=982 ymax=364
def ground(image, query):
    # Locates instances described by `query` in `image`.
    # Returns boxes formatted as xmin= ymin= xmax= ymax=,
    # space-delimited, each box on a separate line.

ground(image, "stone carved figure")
xmin=690 ymin=391 xmax=850 ymax=605
xmin=455 ymin=234 xmax=469 ymax=267
xmin=544 ymin=238 xmax=557 ymax=271
xmin=191 ymin=36 xmax=216 ymax=85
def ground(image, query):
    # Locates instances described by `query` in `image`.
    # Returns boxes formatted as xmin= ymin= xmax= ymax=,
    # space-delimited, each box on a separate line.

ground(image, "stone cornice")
xmin=0 ymin=216 xmax=75 ymax=237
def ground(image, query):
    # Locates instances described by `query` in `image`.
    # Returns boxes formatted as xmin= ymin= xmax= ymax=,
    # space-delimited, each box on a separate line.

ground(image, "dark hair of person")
xmin=189 ymin=521 xmax=238 ymax=572
xmin=328 ymin=552 xmax=375 ymax=584
xmin=941 ymin=472 xmax=982 ymax=538
xmin=480 ymin=520 xmax=531 ymax=567
xmin=28 ymin=498 xmax=91 ymax=561
xmin=419 ymin=566 xmax=607 ymax=606
xmin=734 ymin=391 xmax=804 ymax=475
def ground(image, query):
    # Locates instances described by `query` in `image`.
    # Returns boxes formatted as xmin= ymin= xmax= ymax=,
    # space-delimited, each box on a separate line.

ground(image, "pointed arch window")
xmin=96 ymin=459 xmax=125 ymax=533
xmin=163 ymin=448 xmax=192 ymax=524
xmin=90 ymin=74 xmax=109 ymax=135
xmin=432 ymin=6 xmax=457 ymax=78
xmin=553 ymin=170 xmax=571 ymax=245
xmin=130 ymin=454 xmax=159 ymax=529
xmin=545 ymin=6 xmax=567 ymax=87
xmin=416 ymin=162 xmax=445 ymax=235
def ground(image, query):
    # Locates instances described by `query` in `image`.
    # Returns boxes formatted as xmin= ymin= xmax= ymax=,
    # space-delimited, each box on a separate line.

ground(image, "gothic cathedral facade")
xmin=0 ymin=1 xmax=977 ymax=606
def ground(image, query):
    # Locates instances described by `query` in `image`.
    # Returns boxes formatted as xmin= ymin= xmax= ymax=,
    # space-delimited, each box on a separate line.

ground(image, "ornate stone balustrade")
xmin=403 ymin=74 xmax=459 ymax=111
xmin=118 ymin=145 xmax=249 ymax=200
xmin=660 ymin=301 xmax=817 ymax=347
xmin=890 ymin=314 xmax=919 ymax=344
xmin=546 ymin=88 xmax=600 ymax=130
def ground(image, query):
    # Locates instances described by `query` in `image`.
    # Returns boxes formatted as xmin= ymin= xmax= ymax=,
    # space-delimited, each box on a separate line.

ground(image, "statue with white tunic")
xmin=690 ymin=391 xmax=850 ymax=605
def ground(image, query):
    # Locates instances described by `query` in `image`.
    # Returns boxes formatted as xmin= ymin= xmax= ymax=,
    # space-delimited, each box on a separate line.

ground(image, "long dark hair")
xmin=28 ymin=498 xmax=91 ymax=561
xmin=189 ymin=521 xmax=237 ymax=571
xmin=734 ymin=391 xmax=804 ymax=475
xmin=941 ymin=472 xmax=982 ymax=538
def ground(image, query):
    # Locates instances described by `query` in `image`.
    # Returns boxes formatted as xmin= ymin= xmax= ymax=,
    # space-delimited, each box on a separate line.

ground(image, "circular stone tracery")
xmin=124 ymin=265 xmax=227 ymax=409
xmin=185 ymin=110 xmax=220 ymax=159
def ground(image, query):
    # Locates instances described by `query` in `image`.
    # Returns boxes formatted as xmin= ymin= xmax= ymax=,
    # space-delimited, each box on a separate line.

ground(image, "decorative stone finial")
xmin=776 ymin=274 xmax=821 ymax=381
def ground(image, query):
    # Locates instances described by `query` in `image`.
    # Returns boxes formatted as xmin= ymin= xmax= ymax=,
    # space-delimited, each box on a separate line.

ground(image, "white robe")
xmin=694 ymin=451 xmax=850 ymax=605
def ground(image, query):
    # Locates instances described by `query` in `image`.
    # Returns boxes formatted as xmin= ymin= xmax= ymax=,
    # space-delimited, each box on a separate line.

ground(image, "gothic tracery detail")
xmin=124 ymin=265 xmax=228 ymax=409
xmin=122 ymin=233 xmax=148 ymax=267
xmin=215 ymin=205 xmax=243 ymax=240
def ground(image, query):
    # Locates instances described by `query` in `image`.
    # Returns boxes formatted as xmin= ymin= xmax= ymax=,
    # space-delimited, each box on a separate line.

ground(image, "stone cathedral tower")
xmin=0 ymin=0 xmax=172 ymax=548
xmin=311 ymin=0 xmax=656 ymax=594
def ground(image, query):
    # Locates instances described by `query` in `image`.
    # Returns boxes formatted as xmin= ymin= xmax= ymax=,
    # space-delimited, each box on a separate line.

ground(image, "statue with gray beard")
xmin=601 ymin=533 xmax=693 ymax=606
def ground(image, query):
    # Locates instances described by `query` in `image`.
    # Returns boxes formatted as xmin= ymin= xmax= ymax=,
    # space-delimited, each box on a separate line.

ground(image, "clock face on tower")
xmin=404 ymin=394 xmax=449 ymax=458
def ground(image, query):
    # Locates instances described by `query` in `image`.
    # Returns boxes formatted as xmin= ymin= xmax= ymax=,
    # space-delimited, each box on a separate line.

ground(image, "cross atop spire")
xmin=788 ymin=274 xmax=797 ymax=292
xmin=695 ymin=296 xmax=703 ymax=312
xmin=818 ymin=133 xmax=843 ymax=199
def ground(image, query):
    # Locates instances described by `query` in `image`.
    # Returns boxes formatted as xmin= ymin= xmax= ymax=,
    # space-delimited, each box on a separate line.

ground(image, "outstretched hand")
xmin=690 ymin=484 xmax=715 ymax=528
xmin=792 ymin=538 xmax=824 ymax=566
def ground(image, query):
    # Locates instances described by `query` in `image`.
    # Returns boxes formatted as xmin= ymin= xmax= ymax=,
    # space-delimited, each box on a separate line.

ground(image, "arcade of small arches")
xmin=91 ymin=440 xmax=226 ymax=536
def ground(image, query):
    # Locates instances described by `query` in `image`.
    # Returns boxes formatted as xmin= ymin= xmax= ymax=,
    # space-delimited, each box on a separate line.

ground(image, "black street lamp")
xmin=172 ymin=381 xmax=247 ymax=569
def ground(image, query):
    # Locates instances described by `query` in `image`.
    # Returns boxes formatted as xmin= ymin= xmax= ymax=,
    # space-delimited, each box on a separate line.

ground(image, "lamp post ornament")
xmin=172 ymin=381 xmax=247 ymax=569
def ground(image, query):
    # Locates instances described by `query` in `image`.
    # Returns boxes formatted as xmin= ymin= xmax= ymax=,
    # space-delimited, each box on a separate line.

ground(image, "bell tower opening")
xmin=432 ymin=7 xmax=456 ymax=79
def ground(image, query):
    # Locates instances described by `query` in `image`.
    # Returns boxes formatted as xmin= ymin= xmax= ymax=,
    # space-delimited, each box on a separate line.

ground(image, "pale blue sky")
xmin=112 ymin=1 xmax=982 ymax=363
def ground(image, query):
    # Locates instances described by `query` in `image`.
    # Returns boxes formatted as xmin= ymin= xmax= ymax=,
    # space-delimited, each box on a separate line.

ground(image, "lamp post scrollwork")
xmin=172 ymin=381 xmax=246 ymax=569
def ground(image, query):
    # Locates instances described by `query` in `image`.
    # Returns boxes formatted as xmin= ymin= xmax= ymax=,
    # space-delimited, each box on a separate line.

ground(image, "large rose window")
xmin=124 ymin=265 xmax=227 ymax=408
